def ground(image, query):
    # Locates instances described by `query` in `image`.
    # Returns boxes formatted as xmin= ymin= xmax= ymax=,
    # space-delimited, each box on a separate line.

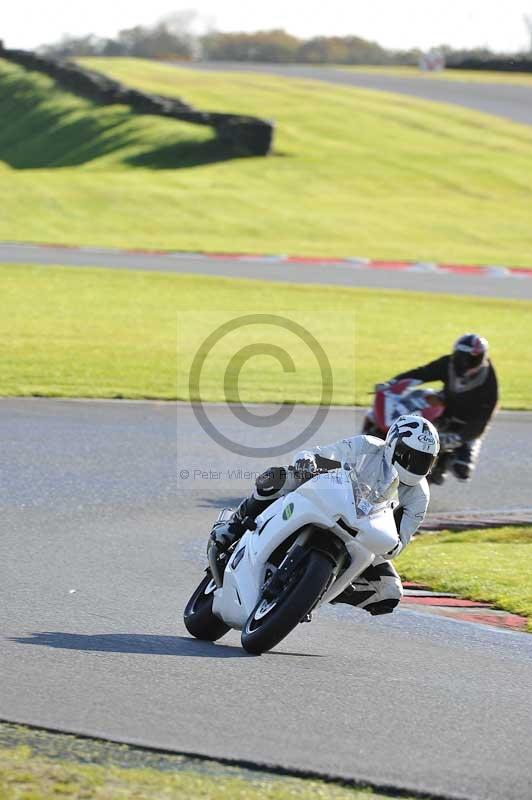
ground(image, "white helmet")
xmin=385 ymin=414 xmax=440 ymax=486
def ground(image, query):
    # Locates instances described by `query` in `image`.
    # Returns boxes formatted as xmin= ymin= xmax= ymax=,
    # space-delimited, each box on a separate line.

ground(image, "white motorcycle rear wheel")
xmin=241 ymin=551 xmax=333 ymax=655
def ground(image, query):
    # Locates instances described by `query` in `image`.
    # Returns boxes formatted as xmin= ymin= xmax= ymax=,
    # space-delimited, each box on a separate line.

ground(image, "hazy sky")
xmin=4 ymin=0 xmax=532 ymax=53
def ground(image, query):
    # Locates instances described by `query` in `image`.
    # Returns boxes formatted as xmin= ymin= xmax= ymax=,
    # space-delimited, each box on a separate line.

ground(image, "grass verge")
xmin=0 ymin=744 xmax=401 ymax=800
xmin=2 ymin=56 xmax=532 ymax=265
xmin=1 ymin=263 xmax=531 ymax=408
xmin=397 ymin=527 xmax=532 ymax=631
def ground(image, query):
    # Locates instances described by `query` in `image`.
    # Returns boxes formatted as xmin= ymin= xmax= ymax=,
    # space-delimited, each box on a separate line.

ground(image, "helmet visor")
xmin=393 ymin=440 xmax=435 ymax=476
xmin=453 ymin=350 xmax=483 ymax=376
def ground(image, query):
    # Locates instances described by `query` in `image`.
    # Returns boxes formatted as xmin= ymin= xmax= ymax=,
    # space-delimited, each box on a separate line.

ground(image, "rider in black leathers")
xmin=391 ymin=333 xmax=498 ymax=483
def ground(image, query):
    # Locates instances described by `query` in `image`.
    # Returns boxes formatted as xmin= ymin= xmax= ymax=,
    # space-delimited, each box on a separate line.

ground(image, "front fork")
xmin=207 ymin=539 xmax=233 ymax=589
xmin=261 ymin=529 xmax=311 ymax=599
xmin=262 ymin=527 xmax=365 ymax=609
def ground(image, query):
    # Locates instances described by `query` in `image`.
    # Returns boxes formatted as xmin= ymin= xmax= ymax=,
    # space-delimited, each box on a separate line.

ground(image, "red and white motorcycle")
xmin=362 ymin=379 xmax=444 ymax=436
xmin=362 ymin=380 xmax=463 ymax=482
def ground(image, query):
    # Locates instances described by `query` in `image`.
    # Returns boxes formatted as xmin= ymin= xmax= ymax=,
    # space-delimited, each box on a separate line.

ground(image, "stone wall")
xmin=0 ymin=46 xmax=274 ymax=156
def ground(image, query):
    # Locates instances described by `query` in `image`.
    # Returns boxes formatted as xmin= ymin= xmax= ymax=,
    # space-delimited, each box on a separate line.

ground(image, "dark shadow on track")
xmin=267 ymin=650 xmax=324 ymax=658
xmin=195 ymin=495 xmax=243 ymax=509
xmin=10 ymin=632 xmax=250 ymax=658
xmin=11 ymin=632 xmax=326 ymax=658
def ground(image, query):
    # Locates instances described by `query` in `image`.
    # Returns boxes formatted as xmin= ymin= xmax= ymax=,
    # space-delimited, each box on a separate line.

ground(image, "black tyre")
xmin=183 ymin=574 xmax=230 ymax=642
xmin=241 ymin=551 xmax=333 ymax=655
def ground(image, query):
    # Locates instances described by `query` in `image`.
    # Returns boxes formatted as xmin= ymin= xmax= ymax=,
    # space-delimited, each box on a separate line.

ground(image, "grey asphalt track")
xmin=2 ymin=243 xmax=532 ymax=300
xmin=2 ymin=398 xmax=532 ymax=800
xmin=184 ymin=62 xmax=532 ymax=127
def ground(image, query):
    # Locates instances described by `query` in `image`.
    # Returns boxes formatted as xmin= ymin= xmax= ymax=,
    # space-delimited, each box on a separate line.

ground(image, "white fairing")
xmin=212 ymin=466 xmax=400 ymax=630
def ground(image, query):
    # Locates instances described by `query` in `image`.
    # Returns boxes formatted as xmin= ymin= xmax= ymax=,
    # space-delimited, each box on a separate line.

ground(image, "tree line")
xmin=37 ymin=15 xmax=528 ymax=67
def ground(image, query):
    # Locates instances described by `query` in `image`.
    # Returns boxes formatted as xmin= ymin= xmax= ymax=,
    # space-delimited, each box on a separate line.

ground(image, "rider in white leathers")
xmin=212 ymin=415 xmax=439 ymax=616
xmin=299 ymin=432 xmax=430 ymax=613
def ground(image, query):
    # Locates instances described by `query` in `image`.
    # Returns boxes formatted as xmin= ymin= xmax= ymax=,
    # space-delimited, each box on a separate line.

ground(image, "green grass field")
xmin=397 ymin=527 xmax=532 ymax=631
xmin=2 ymin=263 xmax=531 ymax=408
xmin=0 ymin=744 xmax=398 ymax=800
xmin=2 ymin=56 xmax=532 ymax=265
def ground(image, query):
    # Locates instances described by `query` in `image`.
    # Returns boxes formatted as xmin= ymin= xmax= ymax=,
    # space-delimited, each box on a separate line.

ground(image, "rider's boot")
xmin=428 ymin=452 xmax=452 ymax=486
xmin=210 ymin=495 xmax=273 ymax=550
xmin=211 ymin=466 xmax=296 ymax=550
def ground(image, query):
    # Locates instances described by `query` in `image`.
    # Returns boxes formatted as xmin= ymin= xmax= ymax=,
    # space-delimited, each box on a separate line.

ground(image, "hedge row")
xmin=449 ymin=57 xmax=532 ymax=73
xmin=0 ymin=46 xmax=274 ymax=156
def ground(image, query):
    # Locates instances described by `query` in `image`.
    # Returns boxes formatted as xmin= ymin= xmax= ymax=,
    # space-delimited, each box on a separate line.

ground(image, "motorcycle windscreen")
xmin=349 ymin=453 xmax=399 ymax=517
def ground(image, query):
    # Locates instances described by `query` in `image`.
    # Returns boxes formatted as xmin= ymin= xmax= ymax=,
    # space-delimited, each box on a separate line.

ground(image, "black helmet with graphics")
xmin=385 ymin=414 xmax=440 ymax=486
xmin=452 ymin=333 xmax=488 ymax=378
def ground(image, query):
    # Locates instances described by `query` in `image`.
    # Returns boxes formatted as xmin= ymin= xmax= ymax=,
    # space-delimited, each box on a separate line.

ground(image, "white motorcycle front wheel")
xmin=183 ymin=573 xmax=231 ymax=642
xmin=241 ymin=551 xmax=333 ymax=655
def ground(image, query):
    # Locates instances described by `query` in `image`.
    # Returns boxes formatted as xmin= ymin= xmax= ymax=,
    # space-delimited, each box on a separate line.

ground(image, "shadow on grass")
xmin=0 ymin=70 xmax=252 ymax=170
xmin=1 ymin=117 xmax=249 ymax=170
xmin=124 ymin=138 xmax=246 ymax=170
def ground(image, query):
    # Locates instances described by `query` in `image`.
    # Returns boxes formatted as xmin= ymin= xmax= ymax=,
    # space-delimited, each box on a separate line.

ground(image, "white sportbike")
xmin=183 ymin=455 xmax=400 ymax=654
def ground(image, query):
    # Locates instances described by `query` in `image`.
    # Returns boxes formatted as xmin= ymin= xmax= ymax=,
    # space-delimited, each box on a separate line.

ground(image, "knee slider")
xmin=255 ymin=467 xmax=287 ymax=498
xmin=378 ymin=575 xmax=403 ymax=601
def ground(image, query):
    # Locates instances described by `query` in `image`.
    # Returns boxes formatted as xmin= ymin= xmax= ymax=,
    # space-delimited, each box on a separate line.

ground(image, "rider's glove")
xmin=210 ymin=520 xmax=238 ymax=549
xmin=382 ymin=538 xmax=404 ymax=560
xmin=293 ymin=456 xmax=318 ymax=481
